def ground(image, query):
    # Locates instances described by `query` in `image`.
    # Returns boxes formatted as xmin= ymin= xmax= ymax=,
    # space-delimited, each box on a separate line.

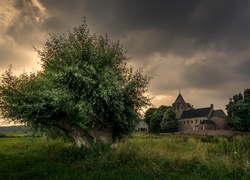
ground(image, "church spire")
xmin=172 ymin=89 xmax=187 ymax=119
xmin=173 ymin=93 xmax=186 ymax=104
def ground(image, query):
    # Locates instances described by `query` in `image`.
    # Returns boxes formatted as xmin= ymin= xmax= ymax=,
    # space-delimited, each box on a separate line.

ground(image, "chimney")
xmin=207 ymin=104 xmax=214 ymax=118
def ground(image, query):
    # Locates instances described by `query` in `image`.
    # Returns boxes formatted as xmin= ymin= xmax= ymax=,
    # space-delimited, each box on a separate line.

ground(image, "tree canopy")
xmin=226 ymin=89 xmax=250 ymax=131
xmin=144 ymin=105 xmax=178 ymax=134
xmin=160 ymin=108 xmax=178 ymax=132
xmin=144 ymin=107 xmax=157 ymax=125
xmin=0 ymin=20 xmax=151 ymax=148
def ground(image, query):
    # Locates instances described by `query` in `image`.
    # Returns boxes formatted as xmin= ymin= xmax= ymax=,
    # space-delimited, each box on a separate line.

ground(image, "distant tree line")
xmin=144 ymin=105 xmax=178 ymax=134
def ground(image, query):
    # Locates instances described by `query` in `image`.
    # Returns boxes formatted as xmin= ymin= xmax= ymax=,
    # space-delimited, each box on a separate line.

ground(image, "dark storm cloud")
xmin=38 ymin=0 xmax=85 ymax=34
xmin=81 ymin=0 xmax=250 ymax=57
xmin=39 ymin=0 xmax=84 ymax=15
xmin=42 ymin=16 xmax=68 ymax=34
xmin=182 ymin=60 xmax=229 ymax=89
xmin=33 ymin=0 xmax=250 ymax=58
xmin=233 ymin=58 xmax=250 ymax=79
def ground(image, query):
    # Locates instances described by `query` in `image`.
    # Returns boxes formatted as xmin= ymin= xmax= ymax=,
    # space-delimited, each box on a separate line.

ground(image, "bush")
xmin=200 ymin=135 xmax=218 ymax=143
xmin=0 ymin=133 xmax=6 ymax=138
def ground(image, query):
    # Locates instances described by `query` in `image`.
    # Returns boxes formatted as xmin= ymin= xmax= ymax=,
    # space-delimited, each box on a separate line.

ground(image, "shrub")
xmin=200 ymin=135 xmax=218 ymax=143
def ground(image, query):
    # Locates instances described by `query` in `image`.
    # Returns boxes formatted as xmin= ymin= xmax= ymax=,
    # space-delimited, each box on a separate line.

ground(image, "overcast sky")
xmin=1 ymin=0 xmax=250 ymax=122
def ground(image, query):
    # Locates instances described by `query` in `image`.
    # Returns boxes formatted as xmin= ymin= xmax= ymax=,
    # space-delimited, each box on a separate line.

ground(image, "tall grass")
xmin=0 ymin=133 xmax=250 ymax=179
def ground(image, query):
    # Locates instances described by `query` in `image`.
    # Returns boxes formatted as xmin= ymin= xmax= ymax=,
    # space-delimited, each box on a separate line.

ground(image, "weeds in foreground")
xmin=0 ymin=133 xmax=250 ymax=179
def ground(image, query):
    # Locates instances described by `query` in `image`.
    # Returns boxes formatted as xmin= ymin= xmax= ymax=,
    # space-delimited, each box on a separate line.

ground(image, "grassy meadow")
xmin=0 ymin=132 xmax=250 ymax=180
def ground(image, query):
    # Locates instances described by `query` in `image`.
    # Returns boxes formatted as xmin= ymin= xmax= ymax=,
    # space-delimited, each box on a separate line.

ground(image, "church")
xmin=172 ymin=92 xmax=228 ymax=131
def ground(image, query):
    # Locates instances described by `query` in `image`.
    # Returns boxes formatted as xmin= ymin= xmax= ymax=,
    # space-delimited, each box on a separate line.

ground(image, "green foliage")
xmin=146 ymin=105 xmax=178 ymax=134
xmin=200 ymin=135 xmax=219 ymax=143
xmin=148 ymin=105 xmax=168 ymax=133
xmin=143 ymin=107 xmax=157 ymax=125
xmin=0 ymin=19 xmax=151 ymax=147
xmin=226 ymin=88 xmax=250 ymax=131
xmin=186 ymin=103 xmax=194 ymax=109
xmin=43 ymin=127 xmax=73 ymax=142
xmin=160 ymin=108 xmax=178 ymax=132
xmin=0 ymin=133 xmax=6 ymax=138
xmin=148 ymin=110 xmax=163 ymax=134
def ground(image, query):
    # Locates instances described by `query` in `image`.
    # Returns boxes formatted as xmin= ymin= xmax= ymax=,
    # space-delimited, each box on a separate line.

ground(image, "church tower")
xmin=172 ymin=91 xmax=187 ymax=119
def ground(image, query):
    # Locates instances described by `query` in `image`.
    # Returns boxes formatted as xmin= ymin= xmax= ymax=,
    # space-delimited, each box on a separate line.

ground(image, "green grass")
xmin=0 ymin=133 xmax=250 ymax=179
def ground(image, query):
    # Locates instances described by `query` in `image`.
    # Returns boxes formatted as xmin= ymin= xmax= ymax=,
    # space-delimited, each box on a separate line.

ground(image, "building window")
xmin=191 ymin=121 xmax=193 ymax=124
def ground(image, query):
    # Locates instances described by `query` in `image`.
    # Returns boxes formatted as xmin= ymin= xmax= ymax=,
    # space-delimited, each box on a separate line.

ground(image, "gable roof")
xmin=173 ymin=93 xmax=186 ymax=104
xmin=211 ymin=109 xmax=226 ymax=117
xmin=200 ymin=120 xmax=217 ymax=126
xmin=179 ymin=107 xmax=212 ymax=119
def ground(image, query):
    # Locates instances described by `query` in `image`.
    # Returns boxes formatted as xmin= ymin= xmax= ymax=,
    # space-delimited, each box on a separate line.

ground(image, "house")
xmin=172 ymin=92 xmax=228 ymax=131
xmin=136 ymin=121 xmax=149 ymax=132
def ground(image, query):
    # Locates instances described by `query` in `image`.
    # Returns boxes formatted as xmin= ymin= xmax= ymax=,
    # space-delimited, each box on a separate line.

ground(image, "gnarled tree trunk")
xmin=93 ymin=121 xmax=113 ymax=144
xmin=55 ymin=118 xmax=94 ymax=148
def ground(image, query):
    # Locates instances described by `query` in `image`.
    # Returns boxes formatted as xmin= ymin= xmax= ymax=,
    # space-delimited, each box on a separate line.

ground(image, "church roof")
xmin=211 ymin=109 xmax=226 ymax=117
xmin=179 ymin=107 xmax=212 ymax=119
xmin=173 ymin=93 xmax=186 ymax=104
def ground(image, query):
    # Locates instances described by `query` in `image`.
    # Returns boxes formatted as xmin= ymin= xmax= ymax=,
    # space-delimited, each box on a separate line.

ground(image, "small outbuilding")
xmin=136 ymin=121 xmax=149 ymax=132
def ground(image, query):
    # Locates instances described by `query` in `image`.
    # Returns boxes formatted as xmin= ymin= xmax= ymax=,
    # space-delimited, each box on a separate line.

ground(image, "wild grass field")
xmin=0 ymin=132 xmax=250 ymax=180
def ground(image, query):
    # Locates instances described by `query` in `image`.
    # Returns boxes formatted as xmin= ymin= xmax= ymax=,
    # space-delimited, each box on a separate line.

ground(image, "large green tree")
xmin=0 ymin=20 xmax=151 ymax=148
xmin=226 ymin=89 xmax=250 ymax=131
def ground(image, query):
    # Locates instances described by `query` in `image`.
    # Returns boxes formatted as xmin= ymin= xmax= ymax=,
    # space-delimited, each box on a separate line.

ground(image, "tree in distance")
xmin=145 ymin=105 xmax=178 ymax=134
xmin=144 ymin=107 xmax=157 ymax=125
xmin=160 ymin=107 xmax=178 ymax=132
xmin=226 ymin=89 xmax=250 ymax=131
xmin=0 ymin=19 xmax=151 ymax=148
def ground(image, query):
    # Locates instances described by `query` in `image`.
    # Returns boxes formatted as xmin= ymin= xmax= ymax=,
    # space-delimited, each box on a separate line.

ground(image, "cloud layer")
xmin=1 ymin=0 xmax=250 ymax=113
